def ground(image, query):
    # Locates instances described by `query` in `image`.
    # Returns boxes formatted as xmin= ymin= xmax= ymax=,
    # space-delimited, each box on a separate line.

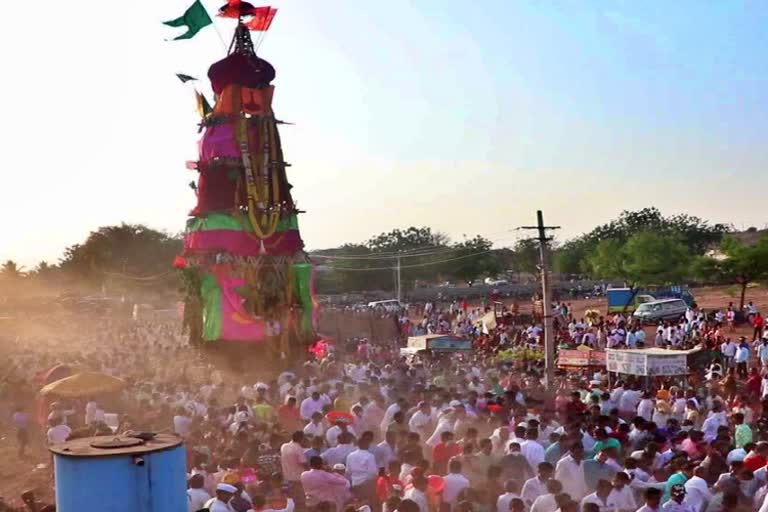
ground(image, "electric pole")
xmin=395 ymin=255 xmax=402 ymax=304
xmin=520 ymin=210 xmax=560 ymax=388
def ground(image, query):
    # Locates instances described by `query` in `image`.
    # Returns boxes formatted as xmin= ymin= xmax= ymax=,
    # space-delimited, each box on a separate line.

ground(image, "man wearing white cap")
xmin=408 ymin=401 xmax=433 ymax=441
xmin=426 ymin=404 xmax=466 ymax=448
xmin=204 ymin=483 xmax=237 ymax=512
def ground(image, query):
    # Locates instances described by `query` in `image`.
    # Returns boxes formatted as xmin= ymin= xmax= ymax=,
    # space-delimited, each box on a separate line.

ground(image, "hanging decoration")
xmin=171 ymin=6 xmax=317 ymax=357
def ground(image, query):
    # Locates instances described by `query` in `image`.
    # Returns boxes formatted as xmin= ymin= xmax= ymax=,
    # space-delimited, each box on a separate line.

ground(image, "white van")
xmin=632 ymin=298 xmax=687 ymax=324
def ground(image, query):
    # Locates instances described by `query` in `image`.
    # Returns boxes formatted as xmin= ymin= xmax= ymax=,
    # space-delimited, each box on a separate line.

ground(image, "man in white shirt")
xmin=408 ymin=401 xmax=433 ymax=441
xmin=619 ymin=387 xmax=641 ymax=418
xmin=519 ymin=429 xmax=545 ymax=469
xmin=683 ymin=467 xmax=712 ymax=512
xmin=662 ymin=484 xmax=695 ymax=512
xmin=380 ymin=398 xmax=406 ymax=435
xmin=555 ymin=443 xmax=589 ymax=502
xmin=496 ymin=480 xmax=521 ymax=512
xmin=173 ymin=409 xmax=193 ymax=438
xmin=610 ymin=382 xmax=625 ymax=409
xmin=204 ymin=484 xmax=237 ymax=512
xmin=346 ymin=438 xmax=378 ymax=503
xmin=280 ymin=432 xmax=308 ymax=484
xmin=46 ymin=417 xmax=72 ymax=445
xmin=404 ymin=476 xmax=430 ymax=512
xmin=303 ymin=412 xmax=325 ymax=438
xmin=609 ymin=472 xmax=637 ymax=512
xmin=187 ymin=474 xmax=212 ymax=512
xmin=322 ymin=432 xmax=356 ymax=468
xmin=85 ymin=399 xmax=98 ymax=425
xmin=373 ymin=431 xmax=398 ymax=470
xmin=581 ymin=479 xmax=619 ymax=512
xmin=721 ymin=339 xmax=737 ymax=368
xmin=530 ymin=479 xmax=562 ymax=512
xmin=521 ymin=462 xmax=554 ymax=508
xmin=300 ymin=392 xmax=328 ymax=421
xmin=326 ymin=421 xmax=356 ymax=448
xmin=442 ymin=459 xmax=470 ymax=510
xmin=636 ymin=487 xmax=663 ymax=512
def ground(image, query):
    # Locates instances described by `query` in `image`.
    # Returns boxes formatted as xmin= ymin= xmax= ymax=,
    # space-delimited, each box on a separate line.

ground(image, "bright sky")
xmin=2 ymin=1 xmax=767 ymax=267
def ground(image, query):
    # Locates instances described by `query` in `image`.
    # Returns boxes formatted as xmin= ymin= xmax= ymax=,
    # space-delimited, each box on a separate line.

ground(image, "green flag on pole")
xmin=163 ymin=0 xmax=213 ymax=40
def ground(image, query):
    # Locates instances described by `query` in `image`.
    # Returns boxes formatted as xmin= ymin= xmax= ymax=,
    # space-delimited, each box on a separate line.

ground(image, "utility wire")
xmin=100 ymin=270 xmax=175 ymax=281
xmin=327 ymin=249 xmax=496 ymax=272
xmin=312 ymin=235 xmax=517 ymax=261
xmin=311 ymin=243 xmax=448 ymax=259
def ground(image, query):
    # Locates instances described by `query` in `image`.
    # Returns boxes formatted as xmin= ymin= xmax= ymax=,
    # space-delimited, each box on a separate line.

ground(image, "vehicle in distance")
xmin=632 ymin=298 xmax=688 ymax=324
xmin=366 ymin=299 xmax=405 ymax=312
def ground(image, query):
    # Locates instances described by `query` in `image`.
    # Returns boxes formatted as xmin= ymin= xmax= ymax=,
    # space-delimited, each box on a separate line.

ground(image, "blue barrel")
xmin=50 ymin=433 xmax=187 ymax=512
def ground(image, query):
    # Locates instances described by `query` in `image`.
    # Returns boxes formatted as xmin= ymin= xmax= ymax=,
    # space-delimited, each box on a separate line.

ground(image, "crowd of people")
xmin=3 ymin=297 xmax=768 ymax=512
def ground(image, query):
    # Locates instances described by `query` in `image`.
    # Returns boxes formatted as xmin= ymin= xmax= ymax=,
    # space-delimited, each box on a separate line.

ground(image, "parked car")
xmin=366 ymin=299 xmax=406 ymax=312
xmin=632 ymin=298 xmax=688 ymax=324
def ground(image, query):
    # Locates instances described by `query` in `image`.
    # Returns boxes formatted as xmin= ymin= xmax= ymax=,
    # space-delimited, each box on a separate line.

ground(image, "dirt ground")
xmin=503 ymin=285 xmax=768 ymax=320
xmin=0 ymin=285 xmax=766 ymax=505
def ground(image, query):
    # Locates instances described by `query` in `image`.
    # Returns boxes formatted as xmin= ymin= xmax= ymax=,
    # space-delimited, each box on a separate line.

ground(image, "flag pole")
xmin=211 ymin=18 xmax=229 ymax=52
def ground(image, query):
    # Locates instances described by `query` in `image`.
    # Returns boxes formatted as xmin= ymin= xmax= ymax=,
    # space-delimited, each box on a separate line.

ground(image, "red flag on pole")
xmin=245 ymin=7 xmax=277 ymax=31
xmin=218 ymin=0 xmax=248 ymax=18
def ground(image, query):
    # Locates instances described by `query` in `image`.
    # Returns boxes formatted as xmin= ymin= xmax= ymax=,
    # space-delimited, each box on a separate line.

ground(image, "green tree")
xmin=314 ymin=228 xmax=504 ymax=293
xmin=553 ymin=239 xmax=589 ymax=275
xmin=366 ymin=227 xmax=448 ymax=253
xmin=559 ymin=208 xmax=728 ymax=278
xmin=366 ymin=227 xmax=449 ymax=289
xmin=29 ymin=261 xmax=58 ymax=280
xmin=510 ymin=238 xmax=540 ymax=274
xmin=59 ymin=223 xmax=182 ymax=283
xmin=692 ymin=235 xmax=768 ymax=311
xmin=444 ymin=236 xmax=501 ymax=284
xmin=588 ymin=232 xmax=691 ymax=288
xmin=317 ymin=244 xmax=393 ymax=293
xmin=0 ymin=260 xmax=24 ymax=279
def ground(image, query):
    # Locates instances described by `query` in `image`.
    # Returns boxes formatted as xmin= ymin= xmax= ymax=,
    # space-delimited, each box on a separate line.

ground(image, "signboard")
xmin=607 ymin=349 xmax=691 ymax=376
xmin=406 ymin=336 xmax=428 ymax=351
xmin=607 ymin=350 xmax=647 ymax=375
xmin=646 ymin=354 xmax=688 ymax=376
xmin=558 ymin=350 xmax=607 ymax=367
xmin=428 ymin=336 xmax=472 ymax=351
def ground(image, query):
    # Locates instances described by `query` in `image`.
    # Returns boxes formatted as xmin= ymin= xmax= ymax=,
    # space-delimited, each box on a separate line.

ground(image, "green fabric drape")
xmin=293 ymin=263 xmax=314 ymax=333
xmin=186 ymin=213 xmax=299 ymax=233
xmin=200 ymin=273 xmax=222 ymax=341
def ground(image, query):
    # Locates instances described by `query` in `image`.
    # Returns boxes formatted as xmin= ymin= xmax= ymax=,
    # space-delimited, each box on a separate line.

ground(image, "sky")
xmin=1 ymin=0 xmax=767 ymax=267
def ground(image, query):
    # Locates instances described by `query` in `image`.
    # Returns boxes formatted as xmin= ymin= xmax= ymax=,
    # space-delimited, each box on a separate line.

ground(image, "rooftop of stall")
xmin=50 ymin=433 xmax=188 ymax=512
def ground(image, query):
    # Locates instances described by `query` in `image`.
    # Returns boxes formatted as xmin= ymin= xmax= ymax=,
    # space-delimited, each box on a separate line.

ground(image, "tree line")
xmin=2 ymin=209 xmax=767 ymax=308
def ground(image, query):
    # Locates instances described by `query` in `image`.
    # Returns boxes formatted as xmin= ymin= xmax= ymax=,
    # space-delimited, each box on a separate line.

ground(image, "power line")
xmin=311 ymin=243 xmax=448 ymax=259
xmin=99 ymin=269 xmax=175 ymax=281
xmin=311 ymin=235 xmax=517 ymax=261
xmin=327 ymin=249 xmax=496 ymax=272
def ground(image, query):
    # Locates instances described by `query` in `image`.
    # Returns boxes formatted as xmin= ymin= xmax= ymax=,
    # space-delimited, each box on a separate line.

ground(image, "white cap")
xmin=333 ymin=463 xmax=346 ymax=471
xmin=217 ymin=483 xmax=238 ymax=493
